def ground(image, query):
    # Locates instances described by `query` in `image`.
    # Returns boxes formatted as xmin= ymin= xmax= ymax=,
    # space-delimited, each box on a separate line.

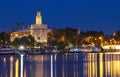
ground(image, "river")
xmin=0 ymin=52 xmax=120 ymax=77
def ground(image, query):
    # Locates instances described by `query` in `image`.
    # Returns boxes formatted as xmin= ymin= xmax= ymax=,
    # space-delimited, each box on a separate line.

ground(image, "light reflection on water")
xmin=0 ymin=52 xmax=120 ymax=77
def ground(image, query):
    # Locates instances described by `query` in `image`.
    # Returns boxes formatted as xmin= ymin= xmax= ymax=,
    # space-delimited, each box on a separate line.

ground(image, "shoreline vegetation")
xmin=0 ymin=27 xmax=120 ymax=55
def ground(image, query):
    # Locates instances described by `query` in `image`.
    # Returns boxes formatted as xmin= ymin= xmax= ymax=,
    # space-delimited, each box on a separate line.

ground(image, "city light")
xmin=15 ymin=34 xmax=18 ymax=37
xmin=18 ymin=45 xmax=25 ymax=50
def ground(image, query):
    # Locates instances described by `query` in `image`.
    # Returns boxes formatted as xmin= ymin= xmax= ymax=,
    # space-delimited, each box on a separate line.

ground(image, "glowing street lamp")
xmin=18 ymin=45 xmax=25 ymax=50
xmin=99 ymin=36 xmax=103 ymax=40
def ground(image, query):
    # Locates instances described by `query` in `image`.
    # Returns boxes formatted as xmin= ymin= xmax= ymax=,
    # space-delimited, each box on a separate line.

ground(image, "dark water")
xmin=0 ymin=52 xmax=120 ymax=77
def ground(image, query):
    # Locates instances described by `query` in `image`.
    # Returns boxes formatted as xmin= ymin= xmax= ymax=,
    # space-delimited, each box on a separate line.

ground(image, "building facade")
xmin=30 ymin=10 xmax=47 ymax=43
xmin=10 ymin=10 xmax=48 ymax=43
xmin=10 ymin=30 xmax=30 ymax=42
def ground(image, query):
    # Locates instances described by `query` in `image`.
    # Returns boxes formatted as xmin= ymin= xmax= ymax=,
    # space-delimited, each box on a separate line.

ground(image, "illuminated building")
xmin=10 ymin=10 xmax=48 ymax=43
xmin=36 ymin=10 xmax=42 ymax=25
xmin=102 ymin=45 xmax=120 ymax=50
xmin=10 ymin=30 xmax=30 ymax=41
xmin=30 ymin=10 xmax=47 ymax=43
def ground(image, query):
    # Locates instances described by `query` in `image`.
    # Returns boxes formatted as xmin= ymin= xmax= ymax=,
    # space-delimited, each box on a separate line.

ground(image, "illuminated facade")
xmin=10 ymin=30 xmax=30 ymax=41
xmin=36 ymin=10 xmax=42 ymax=25
xmin=10 ymin=10 xmax=48 ymax=43
xmin=30 ymin=10 xmax=47 ymax=43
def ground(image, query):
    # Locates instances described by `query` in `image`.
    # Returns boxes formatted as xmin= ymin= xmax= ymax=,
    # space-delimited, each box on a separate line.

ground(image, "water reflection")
xmin=20 ymin=55 xmax=24 ymax=77
xmin=83 ymin=53 xmax=120 ymax=77
xmin=104 ymin=53 xmax=120 ymax=77
xmin=1 ymin=53 xmax=120 ymax=77
xmin=15 ymin=59 xmax=19 ymax=77
xmin=25 ymin=55 xmax=44 ymax=77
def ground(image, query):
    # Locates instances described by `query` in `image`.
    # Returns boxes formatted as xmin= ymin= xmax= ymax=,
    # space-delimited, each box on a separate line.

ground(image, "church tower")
xmin=36 ymin=10 xmax=42 ymax=24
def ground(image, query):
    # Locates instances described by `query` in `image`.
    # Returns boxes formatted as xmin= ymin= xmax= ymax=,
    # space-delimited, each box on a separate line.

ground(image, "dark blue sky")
xmin=0 ymin=0 xmax=120 ymax=34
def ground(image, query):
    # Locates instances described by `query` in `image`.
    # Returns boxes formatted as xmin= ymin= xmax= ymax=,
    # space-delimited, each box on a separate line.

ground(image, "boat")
xmin=27 ymin=50 xmax=43 ymax=55
xmin=0 ymin=48 xmax=15 ymax=55
xmin=69 ymin=46 xmax=101 ymax=53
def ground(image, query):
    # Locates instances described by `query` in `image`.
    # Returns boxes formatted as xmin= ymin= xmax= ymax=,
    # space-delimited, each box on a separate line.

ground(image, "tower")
xmin=30 ymin=10 xmax=48 ymax=43
xmin=36 ymin=10 xmax=42 ymax=24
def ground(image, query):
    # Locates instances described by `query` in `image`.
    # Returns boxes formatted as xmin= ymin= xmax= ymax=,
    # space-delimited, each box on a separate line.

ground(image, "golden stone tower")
xmin=36 ymin=10 xmax=42 ymax=24
xmin=10 ymin=10 xmax=48 ymax=44
xmin=30 ymin=10 xmax=48 ymax=43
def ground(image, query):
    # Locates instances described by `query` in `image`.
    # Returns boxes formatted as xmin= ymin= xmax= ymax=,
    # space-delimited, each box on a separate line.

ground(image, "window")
xmin=38 ymin=37 xmax=40 ymax=40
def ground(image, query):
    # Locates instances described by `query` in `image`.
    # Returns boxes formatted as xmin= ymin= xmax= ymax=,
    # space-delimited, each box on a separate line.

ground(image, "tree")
xmin=27 ymin=35 xmax=35 ymax=48
xmin=47 ymin=27 xmax=77 ymax=48
xmin=12 ymin=38 xmax=21 ymax=47
xmin=12 ymin=35 xmax=35 ymax=48
xmin=114 ymin=31 xmax=120 ymax=41
xmin=0 ymin=32 xmax=10 ymax=47
xmin=84 ymin=31 xmax=105 ymax=46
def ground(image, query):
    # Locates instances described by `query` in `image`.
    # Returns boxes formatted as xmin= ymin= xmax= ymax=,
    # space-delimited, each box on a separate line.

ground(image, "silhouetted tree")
xmin=12 ymin=35 xmax=35 ymax=48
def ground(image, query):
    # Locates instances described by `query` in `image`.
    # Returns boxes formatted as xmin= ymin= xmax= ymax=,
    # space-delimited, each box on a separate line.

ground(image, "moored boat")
xmin=0 ymin=48 xmax=15 ymax=55
xmin=69 ymin=46 xmax=101 ymax=53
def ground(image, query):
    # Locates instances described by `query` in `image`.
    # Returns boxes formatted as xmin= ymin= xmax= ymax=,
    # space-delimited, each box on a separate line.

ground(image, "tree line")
xmin=0 ymin=27 xmax=120 ymax=49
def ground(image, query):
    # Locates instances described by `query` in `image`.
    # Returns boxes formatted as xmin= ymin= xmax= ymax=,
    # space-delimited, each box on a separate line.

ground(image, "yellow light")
xmin=99 ymin=36 xmax=102 ymax=40
xmin=115 ymin=45 xmax=120 ymax=49
xmin=15 ymin=59 xmax=19 ymax=77
xmin=110 ymin=42 xmax=112 ymax=44
xmin=104 ymin=41 xmax=107 ymax=44
xmin=45 ymin=39 xmax=47 ymax=42
xmin=10 ymin=56 xmax=13 ymax=62
xmin=60 ymin=36 xmax=65 ymax=42
xmin=10 ymin=56 xmax=13 ymax=77
xmin=89 ymin=36 xmax=92 ymax=39
xmin=114 ymin=41 xmax=117 ymax=44
xmin=102 ymin=45 xmax=120 ymax=49
xmin=3 ymin=58 xmax=6 ymax=62
xmin=94 ymin=38 xmax=97 ymax=40
xmin=110 ymin=39 xmax=112 ymax=42
xmin=24 ymin=34 xmax=26 ymax=36
xmin=15 ymin=34 xmax=18 ymax=37
xmin=11 ymin=33 xmax=13 ymax=36
xmin=99 ymin=53 xmax=103 ymax=77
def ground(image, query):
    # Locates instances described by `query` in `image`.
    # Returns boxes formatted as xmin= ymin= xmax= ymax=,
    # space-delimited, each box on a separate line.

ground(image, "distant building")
xmin=10 ymin=30 xmax=30 ymax=41
xmin=10 ymin=10 xmax=48 ymax=43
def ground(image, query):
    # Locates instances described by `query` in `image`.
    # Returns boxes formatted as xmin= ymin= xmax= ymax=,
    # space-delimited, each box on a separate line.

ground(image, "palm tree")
xmin=16 ymin=22 xmax=24 ymax=30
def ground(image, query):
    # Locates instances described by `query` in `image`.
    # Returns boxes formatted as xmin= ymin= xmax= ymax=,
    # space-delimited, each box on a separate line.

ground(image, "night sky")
xmin=0 ymin=0 xmax=120 ymax=35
